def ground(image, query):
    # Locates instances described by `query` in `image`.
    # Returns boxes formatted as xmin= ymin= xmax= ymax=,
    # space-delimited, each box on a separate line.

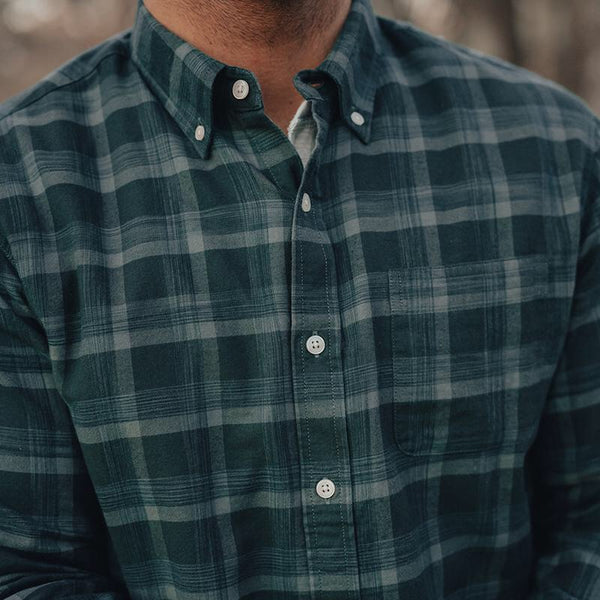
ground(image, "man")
xmin=0 ymin=0 xmax=598 ymax=597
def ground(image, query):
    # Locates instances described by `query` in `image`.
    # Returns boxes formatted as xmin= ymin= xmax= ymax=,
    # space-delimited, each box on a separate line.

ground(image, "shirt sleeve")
xmin=0 ymin=241 xmax=130 ymax=599
xmin=526 ymin=126 xmax=600 ymax=598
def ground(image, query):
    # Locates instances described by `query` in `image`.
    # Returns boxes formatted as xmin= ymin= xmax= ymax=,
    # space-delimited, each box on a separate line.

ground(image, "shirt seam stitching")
xmin=0 ymin=49 xmax=129 ymax=129
xmin=0 ymin=236 xmax=18 ymax=272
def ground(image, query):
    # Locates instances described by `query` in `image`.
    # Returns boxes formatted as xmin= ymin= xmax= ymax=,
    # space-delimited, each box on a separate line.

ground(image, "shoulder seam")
xmin=380 ymin=17 xmax=566 ymax=85
xmin=0 ymin=47 xmax=129 ymax=129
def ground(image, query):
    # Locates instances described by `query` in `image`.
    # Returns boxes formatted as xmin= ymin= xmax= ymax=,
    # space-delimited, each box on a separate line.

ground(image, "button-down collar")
xmin=130 ymin=0 xmax=382 ymax=159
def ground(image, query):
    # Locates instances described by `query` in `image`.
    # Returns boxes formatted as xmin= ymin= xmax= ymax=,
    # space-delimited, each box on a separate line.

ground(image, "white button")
xmin=232 ymin=79 xmax=250 ymax=100
xmin=194 ymin=125 xmax=205 ymax=141
xmin=306 ymin=334 xmax=325 ymax=355
xmin=301 ymin=193 xmax=311 ymax=212
xmin=316 ymin=478 xmax=336 ymax=499
xmin=350 ymin=111 xmax=365 ymax=126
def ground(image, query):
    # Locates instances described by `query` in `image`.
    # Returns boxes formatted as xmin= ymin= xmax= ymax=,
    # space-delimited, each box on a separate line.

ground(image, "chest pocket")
xmin=388 ymin=254 xmax=556 ymax=456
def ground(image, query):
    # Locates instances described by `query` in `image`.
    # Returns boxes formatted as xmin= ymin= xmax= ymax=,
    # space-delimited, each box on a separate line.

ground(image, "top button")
xmin=351 ymin=111 xmax=365 ymax=126
xmin=232 ymin=79 xmax=250 ymax=100
xmin=301 ymin=193 xmax=311 ymax=212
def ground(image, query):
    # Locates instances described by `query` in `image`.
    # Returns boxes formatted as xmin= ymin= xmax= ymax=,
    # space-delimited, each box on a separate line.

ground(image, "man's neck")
xmin=143 ymin=0 xmax=352 ymax=132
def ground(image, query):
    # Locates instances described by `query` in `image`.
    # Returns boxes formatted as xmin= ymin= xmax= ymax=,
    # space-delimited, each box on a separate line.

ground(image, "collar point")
xmin=195 ymin=131 xmax=213 ymax=160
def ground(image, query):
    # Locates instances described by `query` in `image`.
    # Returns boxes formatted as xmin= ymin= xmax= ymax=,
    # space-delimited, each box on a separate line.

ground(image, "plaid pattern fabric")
xmin=0 ymin=0 xmax=599 ymax=597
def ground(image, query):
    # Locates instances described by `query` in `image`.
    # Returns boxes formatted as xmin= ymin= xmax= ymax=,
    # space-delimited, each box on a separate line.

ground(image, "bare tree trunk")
xmin=557 ymin=0 xmax=588 ymax=97
xmin=454 ymin=0 xmax=522 ymax=65
xmin=490 ymin=0 xmax=522 ymax=65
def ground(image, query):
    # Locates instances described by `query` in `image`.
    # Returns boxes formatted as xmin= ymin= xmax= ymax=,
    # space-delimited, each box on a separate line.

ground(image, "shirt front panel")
xmin=0 ymin=0 xmax=597 ymax=598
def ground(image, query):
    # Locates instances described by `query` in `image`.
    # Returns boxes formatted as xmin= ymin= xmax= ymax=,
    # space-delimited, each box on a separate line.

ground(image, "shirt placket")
xmin=224 ymin=68 xmax=362 ymax=598
xmin=288 ymin=88 xmax=362 ymax=600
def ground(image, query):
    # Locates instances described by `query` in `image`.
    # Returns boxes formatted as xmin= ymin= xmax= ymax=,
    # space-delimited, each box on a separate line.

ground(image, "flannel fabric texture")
xmin=0 ymin=0 xmax=599 ymax=598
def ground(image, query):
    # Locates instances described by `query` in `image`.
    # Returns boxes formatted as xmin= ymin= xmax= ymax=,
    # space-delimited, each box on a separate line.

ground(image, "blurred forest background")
xmin=0 ymin=0 xmax=599 ymax=115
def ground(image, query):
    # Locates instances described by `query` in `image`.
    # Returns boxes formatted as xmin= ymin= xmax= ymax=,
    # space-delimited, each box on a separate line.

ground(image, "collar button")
xmin=232 ymin=79 xmax=250 ymax=100
xmin=194 ymin=125 xmax=206 ymax=141
xmin=351 ymin=111 xmax=365 ymax=126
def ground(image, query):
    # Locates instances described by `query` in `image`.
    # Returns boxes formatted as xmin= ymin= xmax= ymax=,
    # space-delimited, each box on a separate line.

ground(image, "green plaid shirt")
xmin=1 ymin=0 xmax=599 ymax=598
